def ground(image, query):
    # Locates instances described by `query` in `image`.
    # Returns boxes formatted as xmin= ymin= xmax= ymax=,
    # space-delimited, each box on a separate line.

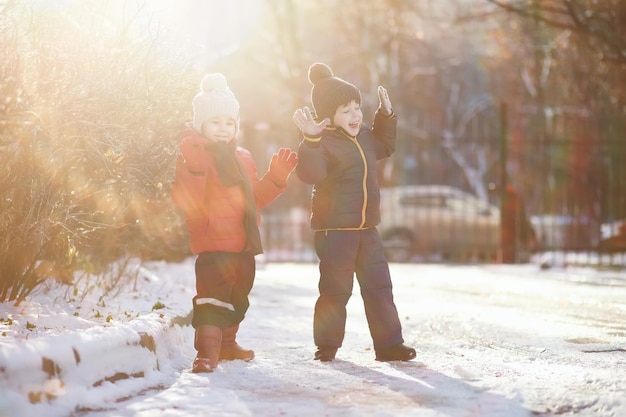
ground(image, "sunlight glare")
xmin=133 ymin=0 xmax=266 ymax=67
xmin=32 ymin=0 xmax=265 ymax=67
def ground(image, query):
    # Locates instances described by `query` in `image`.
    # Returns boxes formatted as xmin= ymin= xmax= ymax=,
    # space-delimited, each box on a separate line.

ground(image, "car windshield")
xmin=398 ymin=195 xmax=443 ymax=207
xmin=397 ymin=190 xmax=493 ymax=215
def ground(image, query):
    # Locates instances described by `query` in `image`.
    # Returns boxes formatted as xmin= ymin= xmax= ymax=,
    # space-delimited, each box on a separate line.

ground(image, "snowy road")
xmin=76 ymin=263 xmax=626 ymax=417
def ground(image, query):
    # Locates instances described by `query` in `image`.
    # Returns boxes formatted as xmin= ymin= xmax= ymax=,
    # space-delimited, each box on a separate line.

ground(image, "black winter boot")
xmin=375 ymin=343 xmax=416 ymax=362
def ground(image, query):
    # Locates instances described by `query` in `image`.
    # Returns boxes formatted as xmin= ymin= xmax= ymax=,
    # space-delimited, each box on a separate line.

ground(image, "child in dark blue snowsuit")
xmin=292 ymin=62 xmax=416 ymax=362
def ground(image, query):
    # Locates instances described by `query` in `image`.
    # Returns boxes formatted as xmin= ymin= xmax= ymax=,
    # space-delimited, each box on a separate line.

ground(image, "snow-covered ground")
xmin=1 ymin=259 xmax=626 ymax=417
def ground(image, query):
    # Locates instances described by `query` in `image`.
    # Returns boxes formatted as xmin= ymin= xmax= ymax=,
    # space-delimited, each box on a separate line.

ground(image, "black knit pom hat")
xmin=308 ymin=63 xmax=361 ymax=122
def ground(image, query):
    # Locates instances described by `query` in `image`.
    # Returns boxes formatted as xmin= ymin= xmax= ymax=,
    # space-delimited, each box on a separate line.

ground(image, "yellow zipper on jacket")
xmin=341 ymin=130 xmax=368 ymax=229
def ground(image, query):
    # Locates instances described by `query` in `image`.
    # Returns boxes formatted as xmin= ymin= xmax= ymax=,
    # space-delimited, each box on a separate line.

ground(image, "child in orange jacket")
xmin=172 ymin=73 xmax=297 ymax=373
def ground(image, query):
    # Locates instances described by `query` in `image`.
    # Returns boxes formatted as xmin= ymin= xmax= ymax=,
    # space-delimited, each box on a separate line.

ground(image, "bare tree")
xmin=485 ymin=0 xmax=626 ymax=109
xmin=486 ymin=0 xmax=626 ymax=64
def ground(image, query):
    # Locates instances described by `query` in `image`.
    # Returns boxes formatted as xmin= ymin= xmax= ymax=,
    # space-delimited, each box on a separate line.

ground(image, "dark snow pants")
xmin=313 ymin=228 xmax=403 ymax=351
xmin=192 ymin=251 xmax=255 ymax=329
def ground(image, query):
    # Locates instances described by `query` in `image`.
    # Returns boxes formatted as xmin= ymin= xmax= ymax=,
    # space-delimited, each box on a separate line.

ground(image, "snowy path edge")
xmin=0 ymin=310 xmax=192 ymax=409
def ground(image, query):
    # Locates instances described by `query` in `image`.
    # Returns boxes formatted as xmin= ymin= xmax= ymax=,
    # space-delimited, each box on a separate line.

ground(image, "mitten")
xmin=377 ymin=86 xmax=394 ymax=117
xmin=268 ymin=147 xmax=298 ymax=186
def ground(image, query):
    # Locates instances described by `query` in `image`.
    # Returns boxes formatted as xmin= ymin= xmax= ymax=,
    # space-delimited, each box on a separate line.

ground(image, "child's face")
xmin=332 ymin=100 xmax=362 ymax=137
xmin=201 ymin=115 xmax=237 ymax=142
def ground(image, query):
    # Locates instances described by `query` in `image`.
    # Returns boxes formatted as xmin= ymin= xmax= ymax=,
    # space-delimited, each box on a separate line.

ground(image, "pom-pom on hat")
xmin=308 ymin=63 xmax=361 ymax=122
xmin=192 ymin=73 xmax=240 ymax=134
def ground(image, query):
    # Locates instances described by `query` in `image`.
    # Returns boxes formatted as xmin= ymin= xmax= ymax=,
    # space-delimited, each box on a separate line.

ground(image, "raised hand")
xmin=377 ymin=86 xmax=393 ymax=116
xmin=269 ymin=147 xmax=298 ymax=185
xmin=292 ymin=106 xmax=330 ymax=137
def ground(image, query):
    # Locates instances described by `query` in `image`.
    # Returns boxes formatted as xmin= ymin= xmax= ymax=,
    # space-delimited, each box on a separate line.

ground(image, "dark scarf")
xmin=206 ymin=140 xmax=263 ymax=256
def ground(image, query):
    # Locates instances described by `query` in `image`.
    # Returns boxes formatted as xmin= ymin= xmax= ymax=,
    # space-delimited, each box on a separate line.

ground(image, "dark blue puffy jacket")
xmin=296 ymin=112 xmax=396 ymax=231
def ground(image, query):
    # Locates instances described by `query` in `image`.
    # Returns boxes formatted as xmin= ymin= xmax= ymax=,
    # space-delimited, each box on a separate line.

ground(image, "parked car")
xmin=599 ymin=219 xmax=626 ymax=252
xmin=530 ymin=214 xmax=601 ymax=249
xmin=378 ymin=185 xmax=501 ymax=262
xmin=529 ymin=214 xmax=572 ymax=248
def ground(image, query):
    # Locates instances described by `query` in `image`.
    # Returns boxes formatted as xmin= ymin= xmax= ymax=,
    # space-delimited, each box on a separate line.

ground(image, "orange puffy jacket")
xmin=172 ymin=128 xmax=286 ymax=255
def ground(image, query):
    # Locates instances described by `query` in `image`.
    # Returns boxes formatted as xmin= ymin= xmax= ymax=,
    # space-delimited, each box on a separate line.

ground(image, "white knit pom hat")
xmin=192 ymin=73 xmax=240 ymax=134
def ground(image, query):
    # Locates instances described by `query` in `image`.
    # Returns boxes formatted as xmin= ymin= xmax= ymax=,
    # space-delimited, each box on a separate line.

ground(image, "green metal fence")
xmin=260 ymin=103 xmax=626 ymax=267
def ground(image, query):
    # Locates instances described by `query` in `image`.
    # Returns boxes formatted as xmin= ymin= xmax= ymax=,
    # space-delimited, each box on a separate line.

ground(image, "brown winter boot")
xmin=192 ymin=325 xmax=222 ymax=373
xmin=219 ymin=324 xmax=255 ymax=361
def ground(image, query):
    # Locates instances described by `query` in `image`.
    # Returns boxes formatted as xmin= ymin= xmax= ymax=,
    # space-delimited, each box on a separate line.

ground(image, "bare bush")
xmin=0 ymin=1 xmax=193 ymax=303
